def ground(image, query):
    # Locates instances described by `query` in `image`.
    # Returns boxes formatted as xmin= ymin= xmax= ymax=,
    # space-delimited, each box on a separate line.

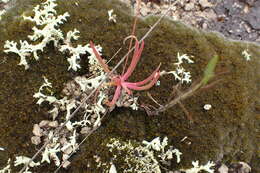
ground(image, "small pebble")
xmin=203 ymin=104 xmax=212 ymax=110
xmin=31 ymin=136 xmax=41 ymax=145
xmin=32 ymin=124 xmax=43 ymax=136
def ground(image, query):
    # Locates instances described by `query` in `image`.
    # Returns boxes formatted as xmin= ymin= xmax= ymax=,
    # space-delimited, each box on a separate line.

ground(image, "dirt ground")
xmin=124 ymin=0 xmax=260 ymax=43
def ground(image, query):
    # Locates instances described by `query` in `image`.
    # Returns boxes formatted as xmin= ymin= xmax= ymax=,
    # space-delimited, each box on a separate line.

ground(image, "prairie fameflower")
xmin=90 ymin=38 xmax=160 ymax=106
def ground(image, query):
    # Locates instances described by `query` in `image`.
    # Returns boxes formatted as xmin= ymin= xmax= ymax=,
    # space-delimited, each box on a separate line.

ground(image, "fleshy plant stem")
xmin=122 ymin=0 xmax=141 ymax=75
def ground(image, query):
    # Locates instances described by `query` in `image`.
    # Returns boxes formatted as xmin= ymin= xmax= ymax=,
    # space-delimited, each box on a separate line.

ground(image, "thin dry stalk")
xmin=107 ymin=47 xmax=122 ymax=64
xmin=147 ymin=92 xmax=162 ymax=107
xmin=199 ymin=79 xmax=222 ymax=90
xmin=19 ymin=5 xmax=174 ymax=173
xmin=122 ymin=0 xmax=141 ymax=75
xmin=174 ymin=85 xmax=193 ymax=122
xmin=155 ymin=76 xmax=224 ymax=115
xmin=178 ymin=101 xmax=193 ymax=122
xmin=156 ymin=81 xmax=203 ymax=114
xmin=167 ymin=81 xmax=182 ymax=101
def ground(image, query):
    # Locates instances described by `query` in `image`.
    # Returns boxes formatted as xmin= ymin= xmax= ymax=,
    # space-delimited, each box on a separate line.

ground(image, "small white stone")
xmin=218 ymin=164 xmax=228 ymax=173
xmin=238 ymin=162 xmax=251 ymax=173
xmin=62 ymin=146 xmax=73 ymax=155
xmin=62 ymin=160 xmax=71 ymax=168
xmin=199 ymin=0 xmax=213 ymax=8
xmin=31 ymin=136 xmax=41 ymax=145
xmin=202 ymin=22 xmax=208 ymax=29
xmin=32 ymin=124 xmax=43 ymax=136
xmin=39 ymin=120 xmax=51 ymax=127
xmin=59 ymin=137 xmax=67 ymax=145
xmin=184 ymin=3 xmax=195 ymax=11
xmin=203 ymin=104 xmax=212 ymax=110
xmin=48 ymin=121 xmax=59 ymax=128
xmin=80 ymin=127 xmax=91 ymax=134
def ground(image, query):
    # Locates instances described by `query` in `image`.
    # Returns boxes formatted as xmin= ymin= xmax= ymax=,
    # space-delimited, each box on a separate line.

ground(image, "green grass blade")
xmin=201 ymin=55 xmax=219 ymax=86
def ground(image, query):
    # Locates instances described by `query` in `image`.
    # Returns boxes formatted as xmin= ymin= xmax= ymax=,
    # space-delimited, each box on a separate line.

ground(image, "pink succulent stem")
xmin=121 ymin=83 xmax=132 ymax=95
xmin=122 ymin=41 xmax=144 ymax=81
xmin=90 ymin=39 xmax=160 ymax=107
xmin=132 ymin=64 xmax=161 ymax=86
xmin=125 ymin=71 xmax=160 ymax=90
xmin=90 ymin=41 xmax=110 ymax=73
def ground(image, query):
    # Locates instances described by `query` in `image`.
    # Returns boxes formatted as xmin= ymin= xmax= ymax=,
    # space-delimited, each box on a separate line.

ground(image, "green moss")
xmin=0 ymin=0 xmax=259 ymax=172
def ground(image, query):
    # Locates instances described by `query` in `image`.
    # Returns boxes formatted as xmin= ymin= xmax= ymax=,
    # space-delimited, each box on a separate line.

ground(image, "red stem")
xmin=90 ymin=41 xmax=110 ymax=73
xmin=122 ymin=41 xmax=144 ymax=80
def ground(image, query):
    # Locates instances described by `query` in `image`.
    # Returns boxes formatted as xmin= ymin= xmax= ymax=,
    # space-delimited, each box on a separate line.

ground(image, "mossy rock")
xmin=0 ymin=0 xmax=259 ymax=172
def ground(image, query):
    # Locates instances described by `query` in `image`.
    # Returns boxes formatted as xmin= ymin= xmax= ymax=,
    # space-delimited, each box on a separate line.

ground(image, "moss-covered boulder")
xmin=0 ymin=0 xmax=259 ymax=172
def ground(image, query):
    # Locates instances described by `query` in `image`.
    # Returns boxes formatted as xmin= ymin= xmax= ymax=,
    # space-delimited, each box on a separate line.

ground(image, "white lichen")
xmin=107 ymin=138 xmax=160 ymax=173
xmin=109 ymin=163 xmax=117 ymax=173
xmin=33 ymin=76 xmax=58 ymax=105
xmin=108 ymin=9 xmax=117 ymax=23
xmin=129 ymin=97 xmax=139 ymax=110
xmin=4 ymin=0 xmax=105 ymax=71
xmin=4 ymin=0 xmax=70 ymax=69
xmin=14 ymin=156 xmax=40 ymax=173
xmin=242 ymin=49 xmax=251 ymax=61
xmin=175 ymin=53 xmax=194 ymax=66
xmin=0 ymin=159 xmax=11 ymax=173
xmin=107 ymin=137 xmax=182 ymax=173
xmin=59 ymin=31 xmax=104 ymax=71
xmin=75 ymin=74 xmax=106 ymax=91
xmin=143 ymin=137 xmax=182 ymax=163
xmin=41 ymin=143 xmax=61 ymax=166
xmin=184 ymin=160 xmax=215 ymax=173
xmin=59 ymin=29 xmax=89 ymax=71
xmin=64 ymin=29 xmax=80 ymax=43
xmin=0 ymin=9 xmax=6 ymax=20
xmin=107 ymin=137 xmax=216 ymax=173
xmin=0 ymin=0 xmax=10 ymax=3
xmin=4 ymin=40 xmax=33 ymax=69
xmin=31 ymin=65 xmax=108 ymax=168
xmin=164 ymin=52 xmax=194 ymax=84
xmin=61 ymin=130 xmax=78 ymax=153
